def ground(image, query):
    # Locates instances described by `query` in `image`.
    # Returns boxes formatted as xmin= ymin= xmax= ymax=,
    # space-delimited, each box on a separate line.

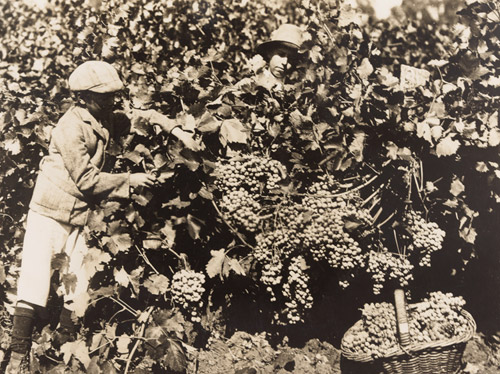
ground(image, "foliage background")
xmin=0 ymin=0 xmax=499 ymax=372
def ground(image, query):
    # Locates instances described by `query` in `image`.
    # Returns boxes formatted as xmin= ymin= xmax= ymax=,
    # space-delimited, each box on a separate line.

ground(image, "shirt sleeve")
xmin=51 ymin=122 xmax=130 ymax=200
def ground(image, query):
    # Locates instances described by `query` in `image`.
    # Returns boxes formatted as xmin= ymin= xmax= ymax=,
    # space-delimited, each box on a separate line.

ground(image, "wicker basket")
xmin=341 ymin=289 xmax=476 ymax=374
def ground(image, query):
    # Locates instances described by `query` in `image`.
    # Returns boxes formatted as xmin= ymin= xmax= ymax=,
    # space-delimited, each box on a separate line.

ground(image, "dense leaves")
xmin=0 ymin=0 xmax=499 ymax=372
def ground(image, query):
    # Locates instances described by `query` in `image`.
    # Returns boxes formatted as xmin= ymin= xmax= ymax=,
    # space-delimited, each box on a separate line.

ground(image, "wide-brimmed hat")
xmin=68 ymin=61 xmax=124 ymax=93
xmin=256 ymin=24 xmax=303 ymax=58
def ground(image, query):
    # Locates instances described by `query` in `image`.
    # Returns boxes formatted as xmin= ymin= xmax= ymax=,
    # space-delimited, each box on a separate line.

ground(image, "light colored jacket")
xmin=29 ymin=105 xmax=176 ymax=226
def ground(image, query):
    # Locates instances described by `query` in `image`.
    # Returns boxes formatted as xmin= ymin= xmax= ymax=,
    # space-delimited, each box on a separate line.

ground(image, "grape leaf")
xmin=144 ymin=274 xmax=170 ymax=295
xmin=186 ymin=214 xmax=203 ymax=240
xmin=436 ymin=135 xmax=460 ymax=157
xmin=206 ymin=249 xmax=225 ymax=278
xmin=357 ymin=58 xmax=374 ymax=80
xmin=106 ymin=221 xmax=132 ymax=254
xmin=164 ymin=338 xmax=187 ymax=373
xmin=450 ymin=178 xmax=465 ymax=196
xmin=228 ymin=258 xmax=245 ymax=276
xmin=61 ymin=340 xmax=91 ymax=368
xmin=83 ymin=247 xmax=112 ymax=278
xmin=116 ymin=335 xmax=132 ymax=355
xmin=219 ymin=119 xmax=249 ymax=146
xmin=114 ymin=267 xmax=130 ymax=288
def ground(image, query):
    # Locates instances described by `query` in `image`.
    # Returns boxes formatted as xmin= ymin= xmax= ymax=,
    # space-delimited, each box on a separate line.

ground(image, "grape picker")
xmin=255 ymin=23 xmax=304 ymax=90
xmin=233 ymin=23 xmax=304 ymax=93
xmin=6 ymin=60 xmax=199 ymax=373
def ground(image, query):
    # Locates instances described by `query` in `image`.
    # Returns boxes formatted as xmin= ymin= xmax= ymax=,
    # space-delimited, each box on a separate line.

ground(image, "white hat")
xmin=256 ymin=24 xmax=303 ymax=58
xmin=68 ymin=61 xmax=124 ymax=93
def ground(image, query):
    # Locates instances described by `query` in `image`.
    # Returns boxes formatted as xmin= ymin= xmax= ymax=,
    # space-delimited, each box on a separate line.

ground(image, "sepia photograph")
xmin=0 ymin=0 xmax=499 ymax=373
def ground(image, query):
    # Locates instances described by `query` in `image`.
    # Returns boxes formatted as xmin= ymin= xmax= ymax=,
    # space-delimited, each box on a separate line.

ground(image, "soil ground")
xmin=187 ymin=331 xmax=500 ymax=374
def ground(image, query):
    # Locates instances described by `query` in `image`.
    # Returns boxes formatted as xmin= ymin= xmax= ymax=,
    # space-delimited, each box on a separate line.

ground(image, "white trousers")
xmin=17 ymin=210 xmax=90 ymax=312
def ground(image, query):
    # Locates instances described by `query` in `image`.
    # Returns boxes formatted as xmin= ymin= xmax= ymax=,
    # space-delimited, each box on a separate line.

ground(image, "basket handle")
xmin=394 ymin=288 xmax=411 ymax=347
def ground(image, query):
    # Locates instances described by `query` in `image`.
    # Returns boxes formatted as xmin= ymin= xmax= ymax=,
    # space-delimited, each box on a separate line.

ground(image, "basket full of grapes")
xmin=341 ymin=290 xmax=476 ymax=374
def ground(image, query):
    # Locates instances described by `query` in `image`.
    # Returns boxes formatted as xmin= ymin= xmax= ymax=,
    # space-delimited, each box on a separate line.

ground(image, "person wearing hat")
xmin=256 ymin=23 xmax=304 ymax=81
xmin=5 ymin=60 xmax=198 ymax=373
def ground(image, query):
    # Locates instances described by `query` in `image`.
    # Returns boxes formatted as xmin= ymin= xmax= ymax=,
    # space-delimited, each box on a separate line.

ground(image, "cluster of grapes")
xmin=342 ymin=302 xmax=398 ymax=358
xmin=261 ymin=261 xmax=283 ymax=287
xmin=214 ymin=155 xmax=285 ymax=194
xmin=219 ymin=188 xmax=261 ymax=232
xmin=302 ymin=211 xmax=365 ymax=271
xmin=410 ymin=292 xmax=469 ymax=343
xmin=366 ymin=250 xmax=414 ymax=294
xmin=170 ymin=269 xmax=206 ymax=323
xmin=281 ymin=256 xmax=314 ymax=324
xmin=214 ymin=155 xmax=287 ymax=233
xmin=254 ymin=228 xmax=292 ymax=263
xmin=275 ymin=202 xmax=308 ymax=247
xmin=405 ymin=211 xmax=446 ymax=266
xmin=342 ymin=292 xmax=470 ymax=358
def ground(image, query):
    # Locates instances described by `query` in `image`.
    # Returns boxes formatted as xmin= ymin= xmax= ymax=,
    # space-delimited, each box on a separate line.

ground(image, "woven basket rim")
xmin=340 ymin=302 xmax=476 ymax=362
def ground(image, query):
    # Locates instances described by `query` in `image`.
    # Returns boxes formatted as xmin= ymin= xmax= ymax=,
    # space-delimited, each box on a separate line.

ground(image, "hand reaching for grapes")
xmin=130 ymin=173 xmax=156 ymax=189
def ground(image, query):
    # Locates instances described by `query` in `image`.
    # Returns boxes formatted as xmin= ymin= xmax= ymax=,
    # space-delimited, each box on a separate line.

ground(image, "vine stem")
xmin=92 ymin=295 xmax=138 ymax=317
xmin=211 ymin=200 xmax=255 ymax=249
xmin=124 ymin=306 xmax=155 ymax=374
xmin=135 ymin=245 xmax=160 ymax=275
xmin=290 ymin=174 xmax=379 ymax=199
xmin=393 ymin=229 xmax=402 ymax=256
xmin=0 ymin=213 xmax=13 ymax=221
xmin=376 ymin=211 xmax=395 ymax=229
xmin=361 ymin=184 xmax=384 ymax=208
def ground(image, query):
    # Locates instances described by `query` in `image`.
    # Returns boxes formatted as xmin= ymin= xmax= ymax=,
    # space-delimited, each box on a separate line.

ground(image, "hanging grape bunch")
xmin=219 ymin=188 xmax=262 ymax=232
xmin=301 ymin=176 xmax=373 ymax=287
xmin=404 ymin=210 xmax=446 ymax=266
xmin=366 ymin=250 xmax=414 ymax=295
xmin=214 ymin=155 xmax=287 ymax=233
xmin=342 ymin=292 xmax=471 ymax=358
xmin=254 ymin=201 xmax=308 ymax=263
xmin=170 ymin=269 xmax=206 ymax=323
xmin=280 ymin=256 xmax=314 ymax=325
xmin=254 ymin=228 xmax=292 ymax=263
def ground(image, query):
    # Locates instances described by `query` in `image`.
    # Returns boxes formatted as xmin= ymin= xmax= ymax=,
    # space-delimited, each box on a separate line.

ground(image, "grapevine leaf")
xmin=72 ymin=292 xmax=91 ymax=318
xmin=51 ymin=253 xmax=69 ymax=272
xmin=357 ymin=58 xmax=374 ymax=80
xmin=219 ymin=119 xmax=249 ymax=146
xmin=101 ymin=361 xmax=118 ymax=374
xmin=62 ymin=273 xmax=77 ymax=295
xmin=86 ymin=209 xmax=106 ymax=232
xmin=143 ymin=233 xmax=163 ymax=250
xmin=228 ymin=258 xmax=246 ymax=276
xmin=460 ymin=227 xmax=477 ymax=244
xmin=206 ymin=249 xmax=226 ymax=278
xmin=186 ymin=214 xmax=204 ymax=240
xmin=156 ymin=309 xmax=186 ymax=340
xmin=116 ymin=335 xmax=132 ymax=355
xmin=197 ymin=111 xmax=222 ymax=133
xmin=348 ymin=131 xmax=365 ymax=162
xmin=129 ymin=266 xmax=144 ymax=295
xmin=164 ymin=338 xmax=187 ymax=373
xmin=436 ymin=135 xmax=460 ymax=157
xmin=450 ymin=178 xmax=465 ymax=196
xmin=83 ymin=247 xmax=112 ymax=278
xmin=144 ymin=273 xmax=170 ymax=295
xmin=114 ymin=267 xmax=130 ymax=288
xmin=61 ymin=340 xmax=91 ymax=368
xmin=107 ymin=221 xmax=132 ymax=254
xmin=400 ymin=65 xmax=430 ymax=90
xmin=144 ymin=325 xmax=167 ymax=359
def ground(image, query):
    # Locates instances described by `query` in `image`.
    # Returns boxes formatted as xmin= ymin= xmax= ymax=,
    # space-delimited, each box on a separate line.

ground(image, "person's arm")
xmin=52 ymin=122 xmax=154 ymax=200
xmin=128 ymin=108 xmax=201 ymax=151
